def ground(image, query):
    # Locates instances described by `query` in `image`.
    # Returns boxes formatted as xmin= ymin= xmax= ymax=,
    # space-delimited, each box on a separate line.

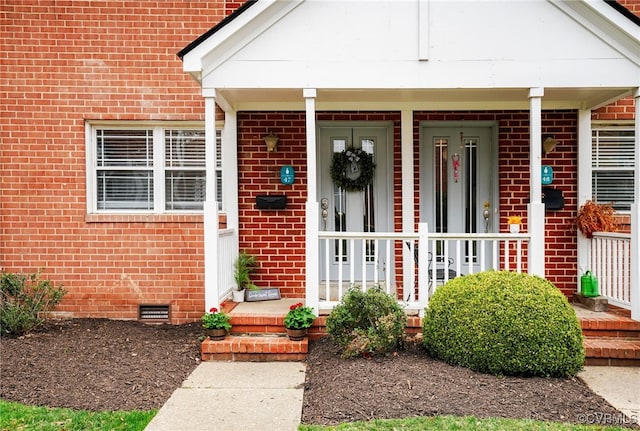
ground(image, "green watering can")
xmin=580 ymin=271 xmax=599 ymax=297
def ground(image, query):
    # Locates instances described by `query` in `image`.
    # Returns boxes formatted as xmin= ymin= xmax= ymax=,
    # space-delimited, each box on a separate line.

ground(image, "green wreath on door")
xmin=329 ymin=147 xmax=375 ymax=192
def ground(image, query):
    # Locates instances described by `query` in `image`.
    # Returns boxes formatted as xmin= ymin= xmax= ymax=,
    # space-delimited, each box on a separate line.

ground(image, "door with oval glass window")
xmin=317 ymin=123 xmax=393 ymax=289
xmin=420 ymin=124 xmax=497 ymax=275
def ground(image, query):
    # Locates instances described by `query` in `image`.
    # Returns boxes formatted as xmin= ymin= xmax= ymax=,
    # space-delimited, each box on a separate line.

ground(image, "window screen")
xmin=592 ymin=126 xmax=635 ymax=211
xmin=165 ymin=130 xmax=206 ymax=211
xmin=92 ymin=125 xmax=212 ymax=213
xmin=96 ymin=129 xmax=154 ymax=210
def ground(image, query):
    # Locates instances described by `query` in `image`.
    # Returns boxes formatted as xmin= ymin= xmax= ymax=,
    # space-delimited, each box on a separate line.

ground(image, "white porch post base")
xmin=417 ymin=223 xmax=430 ymax=317
xmin=306 ymin=201 xmax=320 ymax=315
xmin=528 ymin=202 xmax=545 ymax=277
xmin=204 ymin=200 xmax=219 ymax=313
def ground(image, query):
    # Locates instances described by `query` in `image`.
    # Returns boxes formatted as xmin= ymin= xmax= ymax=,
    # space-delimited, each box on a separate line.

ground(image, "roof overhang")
xmin=212 ymin=87 xmax=634 ymax=112
xmin=181 ymin=0 xmax=639 ymax=113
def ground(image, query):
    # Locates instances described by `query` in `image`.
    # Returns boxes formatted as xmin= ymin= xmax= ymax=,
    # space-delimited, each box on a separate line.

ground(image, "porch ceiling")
xmin=215 ymin=86 xmax=633 ymax=112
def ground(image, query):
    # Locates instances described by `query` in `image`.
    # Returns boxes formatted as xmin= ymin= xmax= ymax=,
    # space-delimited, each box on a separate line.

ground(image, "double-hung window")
xmin=591 ymin=124 xmax=635 ymax=212
xmin=88 ymin=123 xmax=211 ymax=213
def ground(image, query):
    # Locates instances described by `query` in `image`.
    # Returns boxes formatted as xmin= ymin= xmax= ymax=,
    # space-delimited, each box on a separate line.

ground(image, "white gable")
xmin=182 ymin=0 xmax=640 ymax=110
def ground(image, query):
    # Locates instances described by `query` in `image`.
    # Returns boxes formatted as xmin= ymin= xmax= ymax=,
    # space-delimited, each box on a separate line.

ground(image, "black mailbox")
xmin=542 ymin=187 xmax=564 ymax=211
xmin=256 ymin=195 xmax=287 ymax=210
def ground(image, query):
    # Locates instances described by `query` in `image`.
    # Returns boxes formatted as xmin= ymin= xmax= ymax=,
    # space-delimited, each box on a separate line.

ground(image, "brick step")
xmin=228 ymin=313 xmax=287 ymax=336
xmin=583 ymin=337 xmax=640 ymax=367
xmin=580 ymin=314 xmax=640 ymax=339
xmin=201 ymin=334 xmax=308 ymax=362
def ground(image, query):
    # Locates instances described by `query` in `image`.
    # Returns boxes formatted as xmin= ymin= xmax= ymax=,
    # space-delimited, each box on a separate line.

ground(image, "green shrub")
xmin=0 ymin=271 xmax=66 ymax=336
xmin=326 ymin=286 xmax=407 ymax=357
xmin=422 ymin=271 xmax=584 ymax=377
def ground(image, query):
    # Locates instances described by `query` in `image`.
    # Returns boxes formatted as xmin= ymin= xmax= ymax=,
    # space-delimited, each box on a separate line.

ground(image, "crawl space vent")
xmin=139 ymin=304 xmax=170 ymax=321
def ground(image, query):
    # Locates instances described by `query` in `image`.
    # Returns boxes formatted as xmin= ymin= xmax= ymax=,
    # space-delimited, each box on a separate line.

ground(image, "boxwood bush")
xmin=326 ymin=286 xmax=407 ymax=357
xmin=422 ymin=271 xmax=584 ymax=377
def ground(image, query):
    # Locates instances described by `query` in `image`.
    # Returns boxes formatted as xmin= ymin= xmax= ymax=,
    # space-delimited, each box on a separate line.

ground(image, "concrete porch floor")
xmin=226 ymin=297 xmax=634 ymax=321
xmin=227 ymin=298 xmax=304 ymax=315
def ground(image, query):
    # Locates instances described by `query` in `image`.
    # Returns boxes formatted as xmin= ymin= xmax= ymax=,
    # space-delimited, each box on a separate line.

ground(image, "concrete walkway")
xmin=143 ymin=362 xmax=305 ymax=431
xmin=143 ymin=360 xmax=638 ymax=431
xmin=579 ymin=366 xmax=639 ymax=426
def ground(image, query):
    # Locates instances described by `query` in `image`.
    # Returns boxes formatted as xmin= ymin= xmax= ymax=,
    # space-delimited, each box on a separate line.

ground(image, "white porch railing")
xmin=590 ymin=232 xmax=632 ymax=309
xmin=217 ymin=228 xmax=237 ymax=303
xmin=316 ymin=225 xmax=529 ymax=314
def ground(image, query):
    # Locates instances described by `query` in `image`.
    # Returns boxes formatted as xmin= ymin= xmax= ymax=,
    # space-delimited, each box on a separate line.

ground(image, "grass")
xmin=0 ymin=400 xmax=156 ymax=431
xmin=298 ymin=415 xmax=635 ymax=431
xmin=2 ymin=400 xmax=634 ymax=431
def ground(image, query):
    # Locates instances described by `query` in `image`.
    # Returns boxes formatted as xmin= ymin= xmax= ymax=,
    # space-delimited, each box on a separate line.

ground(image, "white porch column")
xmin=203 ymin=89 xmax=219 ymax=313
xmin=631 ymin=88 xmax=639 ymax=321
xmin=223 ymin=111 xmax=239 ymax=231
xmin=304 ymin=88 xmax=320 ymax=314
xmin=401 ymin=110 xmax=416 ymax=301
xmin=528 ymin=88 xmax=545 ymax=276
xmin=576 ymin=109 xmax=592 ymax=290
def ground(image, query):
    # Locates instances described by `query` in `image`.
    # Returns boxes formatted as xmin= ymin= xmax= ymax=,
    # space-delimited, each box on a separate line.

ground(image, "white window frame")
xmin=86 ymin=121 xmax=211 ymax=214
xmin=591 ymin=121 xmax=635 ymax=213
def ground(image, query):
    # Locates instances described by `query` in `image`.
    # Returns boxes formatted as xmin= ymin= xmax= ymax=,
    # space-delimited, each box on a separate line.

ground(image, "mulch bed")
xmin=0 ymin=319 xmax=202 ymax=411
xmin=302 ymin=337 xmax=637 ymax=428
xmin=1 ymin=319 xmax=636 ymax=429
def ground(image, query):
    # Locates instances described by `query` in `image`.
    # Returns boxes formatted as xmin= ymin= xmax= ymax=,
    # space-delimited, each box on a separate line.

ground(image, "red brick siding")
xmin=413 ymin=111 xmax=579 ymax=296
xmin=236 ymin=112 xmax=403 ymax=297
xmin=592 ymin=1 xmax=638 ymax=122
xmin=1 ymin=1 xmax=234 ymax=324
xmin=3 ymin=0 xmax=631 ymax=321
xmin=236 ymin=113 xmax=308 ymax=297
xmin=593 ymin=97 xmax=636 ymax=121
xmin=618 ymin=0 xmax=640 ymax=15
xmin=591 ymin=0 xmax=636 ymax=227
xmin=238 ymin=111 xmax=578 ymax=299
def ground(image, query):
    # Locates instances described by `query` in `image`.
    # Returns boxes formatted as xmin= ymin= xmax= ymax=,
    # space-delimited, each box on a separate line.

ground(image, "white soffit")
xmin=214 ymin=87 xmax=632 ymax=111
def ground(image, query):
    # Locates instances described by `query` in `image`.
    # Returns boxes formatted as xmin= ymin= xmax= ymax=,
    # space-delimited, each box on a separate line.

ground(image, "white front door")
xmin=318 ymin=122 xmax=393 ymax=283
xmin=420 ymin=124 xmax=497 ymax=274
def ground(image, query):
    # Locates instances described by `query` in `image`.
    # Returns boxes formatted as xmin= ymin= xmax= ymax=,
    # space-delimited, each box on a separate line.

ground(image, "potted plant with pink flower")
xmin=284 ymin=302 xmax=316 ymax=340
xmin=201 ymin=307 xmax=231 ymax=340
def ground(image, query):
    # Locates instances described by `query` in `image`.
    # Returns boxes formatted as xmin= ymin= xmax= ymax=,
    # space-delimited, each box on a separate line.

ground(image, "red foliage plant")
xmin=574 ymin=200 xmax=618 ymax=238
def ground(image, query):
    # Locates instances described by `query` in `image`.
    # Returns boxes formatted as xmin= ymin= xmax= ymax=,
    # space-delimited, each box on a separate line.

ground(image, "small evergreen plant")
xmin=326 ymin=286 xmax=407 ymax=357
xmin=1 ymin=271 xmax=67 ymax=336
xmin=422 ymin=271 xmax=584 ymax=377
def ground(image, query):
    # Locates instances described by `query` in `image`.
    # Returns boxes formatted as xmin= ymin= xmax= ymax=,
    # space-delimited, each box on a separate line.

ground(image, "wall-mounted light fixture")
xmin=264 ymin=132 xmax=279 ymax=152
xmin=542 ymin=135 xmax=558 ymax=156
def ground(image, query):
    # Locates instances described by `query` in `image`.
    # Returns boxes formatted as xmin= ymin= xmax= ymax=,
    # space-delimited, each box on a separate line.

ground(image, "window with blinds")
xmin=96 ymin=129 xmax=155 ymax=210
xmin=165 ymin=130 xmax=206 ymax=211
xmin=592 ymin=125 xmax=635 ymax=212
xmin=92 ymin=125 xmax=212 ymax=213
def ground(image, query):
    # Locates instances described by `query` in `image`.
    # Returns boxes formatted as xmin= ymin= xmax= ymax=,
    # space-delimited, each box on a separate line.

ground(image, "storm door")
xmin=318 ymin=123 xmax=392 ymax=285
xmin=421 ymin=125 xmax=496 ymax=275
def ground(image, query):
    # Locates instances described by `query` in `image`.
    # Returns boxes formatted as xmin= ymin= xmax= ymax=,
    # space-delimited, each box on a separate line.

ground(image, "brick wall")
xmin=236 ymin=112 xmax=403 ymax=297
xmin=593 ymin=98 xmax=636 ymax=121
xmin=413 ymin=111 xmax=578 ymax=296
xmin=236 ymin=112 xmax=308 ymax=297
xmin=618 ymin=0 xmax=640 ymax=15
xmin=2 ymin=1 xmax=631 ymax=322
xmin=1 ymin=1 xmax=233 ymax=323
xmin=237 ymin=111 xmax=578 ymax=299
xmin=592 ymin=1 xmax=638 ymax=123
xmin=591 ymin=1 xmax=637 ymax=230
